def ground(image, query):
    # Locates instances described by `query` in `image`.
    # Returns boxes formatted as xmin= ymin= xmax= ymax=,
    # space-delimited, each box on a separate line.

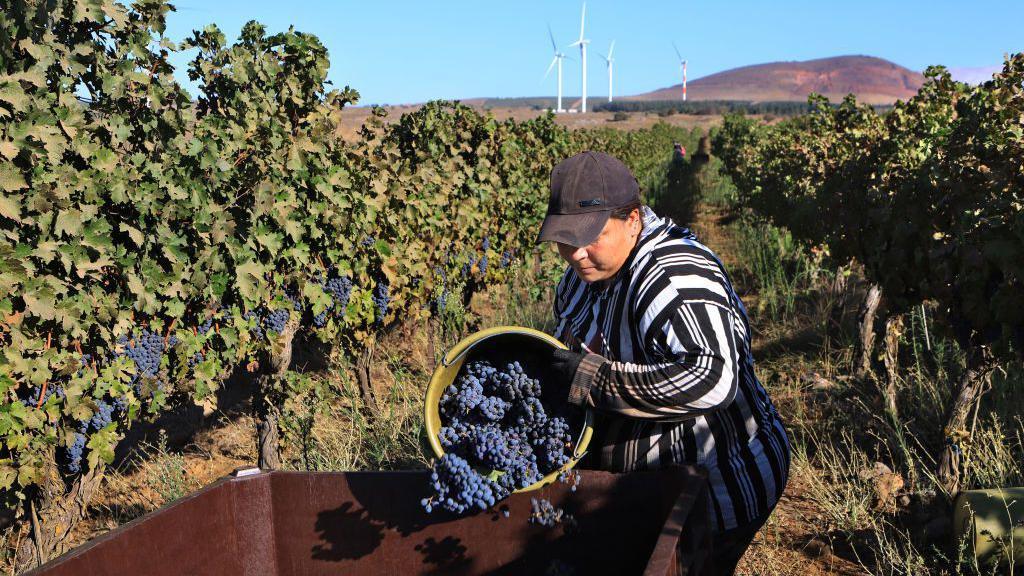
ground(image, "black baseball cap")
xmin=537 ymin=151 xmax=641 ymax=247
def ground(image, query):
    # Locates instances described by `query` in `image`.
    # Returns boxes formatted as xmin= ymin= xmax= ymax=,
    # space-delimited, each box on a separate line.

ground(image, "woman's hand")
xmin=544 ymin=347 xmax=609 ymax=407
xmin=547 ymin=347 xmax=587 ymax=385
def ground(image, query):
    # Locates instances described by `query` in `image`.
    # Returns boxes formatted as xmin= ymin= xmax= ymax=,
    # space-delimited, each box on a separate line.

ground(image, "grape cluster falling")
xmin=422 ymin=358 xmax=580 ymax=523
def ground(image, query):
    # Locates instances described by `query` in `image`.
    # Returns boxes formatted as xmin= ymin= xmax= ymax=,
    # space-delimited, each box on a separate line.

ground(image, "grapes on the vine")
xmin=372 ymin=280 xmax=390 ymax=323
xmin=114 ymin=329 xmax=176 ymax=393
xmin=64 ymin=431 xmax=87 ymax=474
xmin=87 ymin=400 xmax=114 ymax=432
xmin=314 ymin=274 xmax=353 ymax=327
xmin=500 ymin=249 xmax=514 ymax=269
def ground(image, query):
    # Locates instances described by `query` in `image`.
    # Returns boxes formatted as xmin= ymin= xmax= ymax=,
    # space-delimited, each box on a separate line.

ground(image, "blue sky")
xmin=163 ymin=0 xmax=1022 ymax=106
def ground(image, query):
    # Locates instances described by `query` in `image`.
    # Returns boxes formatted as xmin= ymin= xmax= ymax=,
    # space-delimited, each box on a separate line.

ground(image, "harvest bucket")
xmin=424 ymin=326 xmax=594 ymax=492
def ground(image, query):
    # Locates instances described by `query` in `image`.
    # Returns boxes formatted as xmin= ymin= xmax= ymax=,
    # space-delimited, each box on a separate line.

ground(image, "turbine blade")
xmin=579 ymin=3 xmax=586 ymax=41
xmin=545 ymin=56 xmax=558 ymax=79
xmin=608 ymin=40 xmax=615 ymax=59
xmin=548 ymin=24 xmax=557 ymax=52
xmin=673 ymin=41 xmax=682 ymax=62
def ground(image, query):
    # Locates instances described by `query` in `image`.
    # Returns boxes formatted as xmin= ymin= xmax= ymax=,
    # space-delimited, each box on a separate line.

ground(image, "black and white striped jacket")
xmin=554 ymin=206 xmax=790 ymax=532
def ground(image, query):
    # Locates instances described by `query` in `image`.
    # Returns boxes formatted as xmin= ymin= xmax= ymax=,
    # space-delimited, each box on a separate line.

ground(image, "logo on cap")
xmin=578 ymin=199 xmax=603 ymax=207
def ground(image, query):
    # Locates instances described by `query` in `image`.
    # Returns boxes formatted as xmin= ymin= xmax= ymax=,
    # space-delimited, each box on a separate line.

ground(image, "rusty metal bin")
xmin=27 ymin=467 xmax=709 ymax=576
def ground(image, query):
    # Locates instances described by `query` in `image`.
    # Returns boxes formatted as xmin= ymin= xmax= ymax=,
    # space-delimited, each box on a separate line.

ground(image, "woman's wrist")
xmin=567 ymin=353 xmax=606 ymax=406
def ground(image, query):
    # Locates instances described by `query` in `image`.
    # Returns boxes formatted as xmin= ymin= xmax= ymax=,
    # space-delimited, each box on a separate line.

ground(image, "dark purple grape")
xmin=372 ymin=280 xmax=390 ymax=323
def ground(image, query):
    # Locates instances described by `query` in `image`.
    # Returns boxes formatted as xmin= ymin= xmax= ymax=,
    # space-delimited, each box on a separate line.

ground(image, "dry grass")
xmin=704 ymin=202 xmax=1024 ymax=575
xmin=335 ymin=104 xmax=726 ymax=141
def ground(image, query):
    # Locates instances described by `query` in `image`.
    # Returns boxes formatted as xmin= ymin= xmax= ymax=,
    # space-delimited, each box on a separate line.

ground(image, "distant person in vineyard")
xmin=538 ymin=151 xmax=790 ymax=575
xmin=673 ymin=141 xmax=686 ymax=160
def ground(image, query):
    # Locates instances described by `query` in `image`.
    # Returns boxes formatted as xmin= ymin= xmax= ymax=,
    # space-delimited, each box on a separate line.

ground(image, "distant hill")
xmin=630 ymin=55 xmax=925 ymax=105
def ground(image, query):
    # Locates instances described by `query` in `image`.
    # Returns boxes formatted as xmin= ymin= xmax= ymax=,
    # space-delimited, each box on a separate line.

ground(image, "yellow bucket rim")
xmin=424 ymin=325 xmax=594 ymax=493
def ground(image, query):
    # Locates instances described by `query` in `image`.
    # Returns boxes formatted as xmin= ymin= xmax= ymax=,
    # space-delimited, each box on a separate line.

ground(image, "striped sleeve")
xmin=568 ymin=260 xmax=741 ymax=420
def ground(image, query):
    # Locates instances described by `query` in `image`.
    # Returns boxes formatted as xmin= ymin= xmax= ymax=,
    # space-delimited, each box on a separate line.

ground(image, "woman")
xmin=539 ymin=151 xmax=790 ymax=575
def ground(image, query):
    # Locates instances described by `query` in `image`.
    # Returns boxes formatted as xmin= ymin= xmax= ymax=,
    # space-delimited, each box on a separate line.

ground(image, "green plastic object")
xmin=952 ymin=487 xmax=1024 ymax=566
xmin=424 ymin=325 xmax=594 ymax=492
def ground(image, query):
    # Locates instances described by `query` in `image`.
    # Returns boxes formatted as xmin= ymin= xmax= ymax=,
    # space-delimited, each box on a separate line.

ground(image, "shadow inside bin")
xmin=306 ymin=458 xmax=701 ymax=572
xmin=482 ymin=470 xmax=692 ymax=575
xmin=415 ymin=536 xmax=470 ymax=569
xmin=310 ymin=501 xmax=387 ymax=561
xmin=310 ymin=471 xmax=454 ymax=562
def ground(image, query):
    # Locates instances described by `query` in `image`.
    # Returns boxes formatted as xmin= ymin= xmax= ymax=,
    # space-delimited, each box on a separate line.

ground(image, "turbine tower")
xmin=599 ymin=40 xmax=615 ymax=103
xmin=568 ymin=3 xmax=589 ymax=113
xmin=673 ymin=42 xmax=687 ymax=101
xmin=544 ymin=26 xmax=567 ymax=112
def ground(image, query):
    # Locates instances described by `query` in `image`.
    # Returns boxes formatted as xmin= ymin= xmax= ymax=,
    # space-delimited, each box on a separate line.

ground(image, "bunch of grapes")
xmin=18 ymin=379 xmax=67 ymax=408
xmin=461 ymin=257 xmax=476 ymax=279
xmin=420 ymin=453 xmax=501 ymax=514
xmin=243 ymin=302 xmax=294 ymax=339
xmin=314 ymin=275 xmax=353 ymax=327
xmin=64 ymin=430 xmax=87 ymax=474
xmin=263 ymin=308 xmax=290 ymax=334
xmin=243 ymin=310 xmax=264 ymax=339
xmin=197 ymin=316 xmax=215 ymax=335
xmin=284 ymin=290 xmax=303 ymax=313
xmin=60 ymin=407 xmax=104 ymax=475
xmin=76 ymin=353 xmax=93 ymax=376
xmin=423 ymin=358 xmax=582 ymax=518
xmin=372 ymin=280 xmax=390 ymax=323
xmin=500 ymin=250 xmax=514 ymax=269
xmin=529 ymin=497 xmax=572 ymax=528
xmin=113 ymin=394 xmax=130 ymax=413
xmin=434 ymin=290 xmax=449 ymax=314
xmin=87 ymin=400 xmax=114 ymax=432
xmin=558 ymin=469 xmax=582 ymax=493
xmin=115 ymin=329 xmax=177 ymax=393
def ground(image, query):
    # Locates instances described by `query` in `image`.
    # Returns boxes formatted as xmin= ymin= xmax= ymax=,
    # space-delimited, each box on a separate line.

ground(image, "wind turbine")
xmin=544 ymin=25 xmax=567 ymax=113
xmin=599 ymin=40 xmax=615 ymax=103
xmin=673 ymin=42 xmax=687 ymax=101
xmin=568 ymin=3 xmax=589 ymax=113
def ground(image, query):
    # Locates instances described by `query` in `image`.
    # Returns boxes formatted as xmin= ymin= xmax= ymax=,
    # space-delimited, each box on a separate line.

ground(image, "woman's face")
xmin=556 ymin=209 xmax=641 ymax=283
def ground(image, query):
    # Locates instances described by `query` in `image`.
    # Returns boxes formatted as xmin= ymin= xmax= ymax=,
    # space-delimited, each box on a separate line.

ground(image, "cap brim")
xmin=536 ymin=211 xmax=611 ymax=247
